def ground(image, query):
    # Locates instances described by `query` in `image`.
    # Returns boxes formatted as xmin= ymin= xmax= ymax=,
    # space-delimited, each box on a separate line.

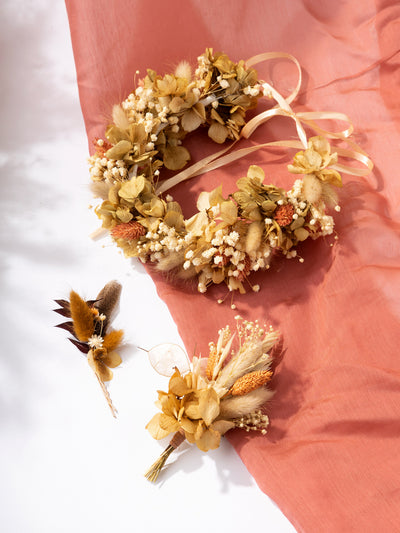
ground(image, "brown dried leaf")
xmin=208 ymin=122 xmax=228 ymax=144
xmin=294 ymin=227 xmax=309 ymax=241
xmin=181 ymin=108 xmax=204 ymax=132
xmin=94 ymin=280 xmax=122 ymax=323
xmin=68 ymin=338 xmax=90 ymax=354
xmin=163 ymin=145 xmax=191 ymax=170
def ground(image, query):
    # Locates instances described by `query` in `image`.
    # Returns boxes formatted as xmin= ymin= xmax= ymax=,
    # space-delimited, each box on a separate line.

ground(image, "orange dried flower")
xmin=93 ymin=137 xmax=112 ymax=156
xmin=111 ymin=221 xmax=146 ymax=240
xmin=274 ymin=204 xmax=294 ymax=227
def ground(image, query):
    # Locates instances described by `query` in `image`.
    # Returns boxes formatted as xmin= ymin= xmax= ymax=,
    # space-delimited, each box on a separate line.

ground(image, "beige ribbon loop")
xmin=245 ymin=52 xmax=302 ymax=104
xmin=156 ymin=141 xmax=239 ymax=195
xmin=156 ymin=52 xmax=373 ymax=195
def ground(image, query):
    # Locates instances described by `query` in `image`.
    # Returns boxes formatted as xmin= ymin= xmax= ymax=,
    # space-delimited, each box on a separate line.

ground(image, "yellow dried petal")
xmin=146 ymin=413 xmax=171 ymax=440
xmin=179 ymin=416 xmax=197 ymax=434
xmin=198 ymin=388 xmax=220 ymax=426
xmin=169 ymin=369 xmax=192 ymax=396
xmin=220 ymin=201 xmax=238 ymax=225
xmin=101 ymin=351 xmax=122 ymax=369
xmin=105 ymin=140 xmax=132 ymax=160
xmin=247 ymin=165 xmax=265 ymax=183
xmin=158 ymin=413 xmax=180 ymax=433
xmin=211 ymin=420 xmax=235 ymax=435
xmin=119 ymin=175 xmax=146 ymax=200
xmin=195 ymin=427 xmax=221 ymax=452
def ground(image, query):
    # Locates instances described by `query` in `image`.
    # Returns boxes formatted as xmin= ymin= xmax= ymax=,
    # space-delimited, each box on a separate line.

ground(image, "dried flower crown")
xmin=145 ymin=316 xmax=280 ymax=482
xmin=89 ymin=49 xmax=372 ymax=294
xmin=54 ymin=281 xmax=124 ymax=417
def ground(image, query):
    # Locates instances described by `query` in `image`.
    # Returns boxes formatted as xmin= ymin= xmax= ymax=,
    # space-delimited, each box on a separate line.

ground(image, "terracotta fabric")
xmin=65 ymin=1 xmax=400 ymax=531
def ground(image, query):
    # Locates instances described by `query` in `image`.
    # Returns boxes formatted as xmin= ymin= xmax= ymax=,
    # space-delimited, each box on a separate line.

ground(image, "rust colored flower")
xmin=111 ymin=221 xmax=146 ymax=240
xmin=274 ymin=204 xmax=294 ymax=227
xmin=93 ymin=137 xmax=112 ymax=156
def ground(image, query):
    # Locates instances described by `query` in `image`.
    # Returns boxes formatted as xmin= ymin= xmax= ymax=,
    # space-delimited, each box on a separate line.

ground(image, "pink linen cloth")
xmin=65 ymin=1 xmax=400 ymax=531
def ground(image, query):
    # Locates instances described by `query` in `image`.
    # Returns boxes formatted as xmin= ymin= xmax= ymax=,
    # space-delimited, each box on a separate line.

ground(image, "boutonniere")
xmin=54 ymin=281 xmax=124 ymax=417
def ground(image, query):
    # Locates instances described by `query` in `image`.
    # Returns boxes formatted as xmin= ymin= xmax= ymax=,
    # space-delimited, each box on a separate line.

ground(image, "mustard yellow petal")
xmin=179 ymin=416 xmax=197 ymax=434
xmin=158 ymin=413 xmax=180 ymax=433
xmin=101 ymin=351 xmax=122 ymax=368
xmin=198 ymin=388 xmax=220 ymax=426
xmin=195 ymin=427 xmax=221 ymax=452
xmin=146 ymin=413 xmax=171 ymax=440
xmin=211 ymin=420 xmax=235 ymax=435
xmin=169 ymin=369 xmax=191 ymax=396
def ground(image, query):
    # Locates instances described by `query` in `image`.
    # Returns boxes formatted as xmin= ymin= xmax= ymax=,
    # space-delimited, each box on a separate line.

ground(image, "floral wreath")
xmin=89 ymin=49 xmax=372 ymax=294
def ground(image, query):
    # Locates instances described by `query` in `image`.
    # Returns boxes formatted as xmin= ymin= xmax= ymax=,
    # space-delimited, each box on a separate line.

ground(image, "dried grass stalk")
xmin=230 ymin=370 xmax=273 ymax=396
xmin=145 ymin=431 xmax=185 ymax=482
xmin=94 ymin=372 xmax=118 ymax=418
xmin=219 ymin=388 xmax=275 ymax=419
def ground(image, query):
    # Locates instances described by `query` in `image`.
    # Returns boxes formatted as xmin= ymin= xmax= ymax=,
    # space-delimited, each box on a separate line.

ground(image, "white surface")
xmin=0 ymin=2 xmax=296 ymax=532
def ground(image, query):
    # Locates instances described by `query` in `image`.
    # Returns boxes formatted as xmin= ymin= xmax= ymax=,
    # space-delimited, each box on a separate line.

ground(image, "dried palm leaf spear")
xmin=145 ymin=316 xmax=280 ymax=482
xmin=54 ymin=280 xmax=123 ymax=417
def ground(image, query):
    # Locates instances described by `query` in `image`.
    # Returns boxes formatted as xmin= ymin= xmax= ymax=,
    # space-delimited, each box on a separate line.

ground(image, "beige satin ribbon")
xmin=156 ymin=52 xmax=373 ymax=195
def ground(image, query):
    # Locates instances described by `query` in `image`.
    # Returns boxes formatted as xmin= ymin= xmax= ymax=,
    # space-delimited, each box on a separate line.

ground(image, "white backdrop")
xmin=0 ymin=2 xmax=296 ymax=532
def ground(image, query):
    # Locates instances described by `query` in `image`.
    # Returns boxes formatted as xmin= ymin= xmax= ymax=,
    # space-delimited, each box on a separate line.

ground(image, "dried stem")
xmin=144 ymin=431 xmax=185 ymax=482
xmin=94 ymin=373 xmax=118 ymax=418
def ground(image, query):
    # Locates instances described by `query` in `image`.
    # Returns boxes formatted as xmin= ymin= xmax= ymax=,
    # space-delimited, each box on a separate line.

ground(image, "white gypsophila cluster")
xmin=194 ymin=53 xmax=211 ymax=84
xmin=88 ymin=140 xmax=128 ymax=182
xmin=243 ymin=84 xmax=262 ymax=96
xmin=309 ymin=205 xmax=335 ymax=236
xmin=136 ymin=221 xmax=186 ymax=263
